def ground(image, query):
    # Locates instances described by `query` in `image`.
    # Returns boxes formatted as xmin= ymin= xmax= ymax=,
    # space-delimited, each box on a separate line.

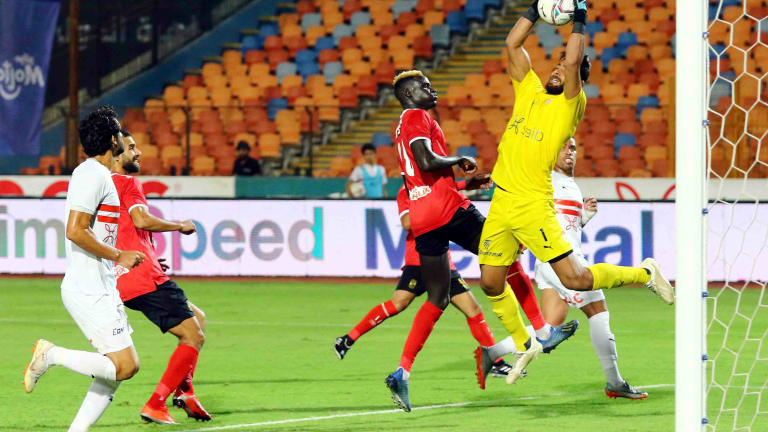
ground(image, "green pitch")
xmin=0 ymin=278 xmax=762 ymax=431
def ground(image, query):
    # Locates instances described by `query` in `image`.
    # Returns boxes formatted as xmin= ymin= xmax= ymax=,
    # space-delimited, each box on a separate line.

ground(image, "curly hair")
xmin=78 ymin=106 xmax=120 ymax=157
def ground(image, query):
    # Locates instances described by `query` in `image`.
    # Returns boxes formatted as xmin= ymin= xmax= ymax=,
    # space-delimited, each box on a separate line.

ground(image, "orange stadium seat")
xmin=305 ymin=25 xmax=327 ymax=46
xmin=258 ymin=133 xmax=281 ymax=158
xmin=191 ymin=156 xmax=216 ymax=176
xmin=645 ymin=145 xmax=667 ymax=165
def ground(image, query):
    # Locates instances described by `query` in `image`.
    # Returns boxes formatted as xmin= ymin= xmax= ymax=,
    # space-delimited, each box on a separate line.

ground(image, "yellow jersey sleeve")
xmin=511 ymin=69 xmax=544 ymax=101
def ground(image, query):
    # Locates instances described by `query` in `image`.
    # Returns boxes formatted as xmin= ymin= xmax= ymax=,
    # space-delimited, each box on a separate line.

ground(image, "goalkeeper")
xmin=475 ymin=0 xmax=675 ymax=383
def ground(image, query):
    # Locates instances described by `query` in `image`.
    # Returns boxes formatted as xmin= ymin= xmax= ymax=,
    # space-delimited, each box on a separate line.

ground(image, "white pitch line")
xmin=179 ymin=384 xmax=674 ymax=432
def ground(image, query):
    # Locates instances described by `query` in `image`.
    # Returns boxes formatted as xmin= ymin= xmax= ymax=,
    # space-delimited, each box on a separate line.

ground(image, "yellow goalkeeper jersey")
xmin=491 ymin=69 xmax=587 ymax=200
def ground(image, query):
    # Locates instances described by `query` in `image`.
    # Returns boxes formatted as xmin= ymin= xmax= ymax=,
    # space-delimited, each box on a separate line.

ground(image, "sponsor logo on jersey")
xmin=409 ymin=185 xmax=432 ymax=201
xmin=507 ymin=115 xmax=543 ymax=141
xmin=408 ymin=279 xmax=417 ymax=289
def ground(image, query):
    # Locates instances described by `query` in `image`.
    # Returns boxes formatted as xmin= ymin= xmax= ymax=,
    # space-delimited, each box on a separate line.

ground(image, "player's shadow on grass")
xmin=213 ymin=404 xmax=396 ymax=415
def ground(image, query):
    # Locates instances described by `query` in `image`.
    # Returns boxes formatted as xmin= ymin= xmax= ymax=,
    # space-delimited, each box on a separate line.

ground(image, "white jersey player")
xmin=23 ymin=107 xmax=146 ymax=432
xmin=534 ymin=138 xmax=648 ymax=400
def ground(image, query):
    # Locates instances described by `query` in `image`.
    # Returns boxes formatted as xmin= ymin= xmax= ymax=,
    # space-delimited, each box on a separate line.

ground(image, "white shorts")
xmin=61 ymin=287 xmax=133 ymax=355
xmin=534 ymin=254 xmax=605 ymax=308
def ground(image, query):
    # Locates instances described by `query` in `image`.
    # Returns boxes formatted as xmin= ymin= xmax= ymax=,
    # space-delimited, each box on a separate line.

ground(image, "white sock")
xmin=399 ymin=367 xmax=410 ymax=380
xmin=48 ymin=347 xmax=117 ymax=381
xmin=588 ymin=311 xmax=624 ymax=387
xmin=68 ymin=378 xmax=120 ymax=432
xmin=534 ymin=323 xmax=552 ymax=340
xmin=487 ymin=336 xmax=518 ymax=359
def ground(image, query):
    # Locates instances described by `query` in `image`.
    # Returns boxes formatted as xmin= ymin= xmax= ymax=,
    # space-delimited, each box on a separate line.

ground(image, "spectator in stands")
xmin=233 ymin=141 xmax=262 ymax=176
xmin=346 ymin=143 xmax=387 ymax=198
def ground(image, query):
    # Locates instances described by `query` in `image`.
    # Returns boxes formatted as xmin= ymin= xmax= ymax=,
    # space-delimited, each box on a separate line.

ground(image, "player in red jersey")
xmin=111 ymin=130 xmax=211 ymax=424
xmin=334 ymin=184 xmax=512 ymax=377
xmin=384 ymin=70 xmax=577 ymax=412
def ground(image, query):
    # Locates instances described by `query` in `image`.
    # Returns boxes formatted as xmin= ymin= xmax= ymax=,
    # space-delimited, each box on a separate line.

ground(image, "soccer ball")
xmin=538 ymin=0 xmax=575 ymax=26
xmin=349 ymin=182 xmax=366 ymax=198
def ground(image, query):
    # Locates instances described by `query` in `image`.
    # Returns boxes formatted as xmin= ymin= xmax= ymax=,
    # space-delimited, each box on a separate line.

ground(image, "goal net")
xmin=701 ymin=0 xmax=768 ymax=430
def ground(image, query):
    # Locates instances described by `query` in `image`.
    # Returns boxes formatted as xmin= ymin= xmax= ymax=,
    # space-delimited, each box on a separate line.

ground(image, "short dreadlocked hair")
xmin=79 ymin=106 xmax=120 ymax=157
xmin=393 ymin=70 xmax=426 ymax=102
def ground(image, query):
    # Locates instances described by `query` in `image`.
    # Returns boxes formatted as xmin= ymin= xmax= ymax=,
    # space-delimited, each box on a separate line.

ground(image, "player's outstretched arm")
xmin=411 ymin=139 xmax=477 ymax=174
xmin=506 ymin=0 xmax=538 ymax=82
xmin=129 ymin=205 xmax=196 ymax=234
xmin=563 ymin=0 xmax=587 ymax=100
xmin=66 ymin=210 xmax=145 ymax=268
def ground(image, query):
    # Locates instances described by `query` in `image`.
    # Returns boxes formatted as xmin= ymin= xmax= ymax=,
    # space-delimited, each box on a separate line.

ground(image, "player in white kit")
xmin=23 ymin=106 xmax=146 ymax=431
xmin=534 ymin=138 xmax=647 ymax=399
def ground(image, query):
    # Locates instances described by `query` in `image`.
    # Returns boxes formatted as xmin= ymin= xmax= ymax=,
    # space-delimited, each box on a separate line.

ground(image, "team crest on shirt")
xmin=114 ymin=265 xmax=130 ymax=279
xmin=408 ymin=279 xmax=418 ymax=289
xmin=564 ymin=215 xmax=580 ymax=232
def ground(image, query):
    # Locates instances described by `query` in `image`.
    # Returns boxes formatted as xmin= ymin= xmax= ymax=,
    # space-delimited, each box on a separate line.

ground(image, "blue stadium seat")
xmin=323 ymin=61 xmax=343 ymax=84
xmin=614 ymin=133 xmax=636 ymax=156
xmin=295 ymin=49 xmax=317 ymax=64
xmin=761 ymin=18 xmax=768 ymax=33
xmin=276 ymin=62 xmax=297 ymax=84
xmin=539 ymin=32 xmax=564 ymax=55
xmin=392 ymin=0 xmax=416 ymax=19
xmin=709 ymin=5 xmax=721 ymax=21
xmin=483 ymin=0 xmax=502 ymax=9
xmin=332 ymin=24 xmax=353 ymax=45
xmin=315 ymin=36 xmax=336 ymax=52
xmin=710 ymin=44 xmax=727 ymax=60
xmin=457 ymin=146 xmax=478 ymax=158
xmin=446 ymin=11 xmax=468 ymax=35
xmin=301 ymin=13 xmax=322 ymax=32
xmin=430 ymin=25 xmax=451 ymax=49
xmin=585 ymin=21 xmax=604 ymax=39
xmin=350 ymin=11 xmax=371 ymax=29
xmin=636 ymin=96 xmax=659 ymax=118
xmin=600 ymin=47 xmax=622 ymax=66
xmin=240 ymin=34 xmax=264 ymax=52
xmin=260 ymin=23 xmax=279 ymax=37
xmin=297 ymin=60 xmax=321 ymax=79
xmin=708 ymin=78 xmax=732 ymax=107
xmin=616 ymin=31 xmax=638 ymax=49
xmin=535 ymin=22 xmax=557 ymax=37
xmin=584 ymin=84 xmax=599 ymax=99
xmin=585 ymin=46 xmax=597 ymax=61
xmin=465 ymin=0 xmax=487 ymax=22
xmin=372 ymin=132 xmax=392 ymax=147
xmin=267 ymin=98 xmax=289 ymax=120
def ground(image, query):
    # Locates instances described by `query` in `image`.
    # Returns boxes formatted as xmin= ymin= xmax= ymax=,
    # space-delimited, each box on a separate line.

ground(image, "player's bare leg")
xmin=550 ymin=253 xmax=674 ymax=304
xmin=336 ymin=290 xmax=414 ymax=359
xmin=479 ymin=264 xmax=541 ymax=384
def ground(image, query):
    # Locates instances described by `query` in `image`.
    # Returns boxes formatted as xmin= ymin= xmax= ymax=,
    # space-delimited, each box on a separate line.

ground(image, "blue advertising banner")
xmin=0 ymin=0 xmax=59 ymax=156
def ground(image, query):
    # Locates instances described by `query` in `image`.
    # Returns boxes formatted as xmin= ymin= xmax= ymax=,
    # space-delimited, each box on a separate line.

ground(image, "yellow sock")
xmin=588 ymin=263 xmax=650 ymax=290
xmin=486 ymin=284 xmax=530 ymax=351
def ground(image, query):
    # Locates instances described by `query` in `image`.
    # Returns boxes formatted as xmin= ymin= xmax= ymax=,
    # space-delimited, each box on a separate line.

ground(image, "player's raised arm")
xmin=129 ymin=206 xmax=196 ymax=234
xmin=66 ymin=210 xmax=145 ymax=268
xmin=563 ymin=0 xmax=587 ymax=99
xmin=506 ymin=1 xmax=538 ymax=82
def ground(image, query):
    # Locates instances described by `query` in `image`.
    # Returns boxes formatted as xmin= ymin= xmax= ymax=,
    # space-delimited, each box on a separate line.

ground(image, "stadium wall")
xmin=2 ymin=198 xmax=765 ymax=281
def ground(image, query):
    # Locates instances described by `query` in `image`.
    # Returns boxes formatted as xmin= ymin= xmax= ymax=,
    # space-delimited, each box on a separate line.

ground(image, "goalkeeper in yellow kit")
xmin=475 ymin=0 xmax=675 ymax=384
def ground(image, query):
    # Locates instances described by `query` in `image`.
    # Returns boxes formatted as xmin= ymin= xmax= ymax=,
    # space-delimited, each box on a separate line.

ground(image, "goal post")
xmin=675 ymin=0 xmax=708 ymax=430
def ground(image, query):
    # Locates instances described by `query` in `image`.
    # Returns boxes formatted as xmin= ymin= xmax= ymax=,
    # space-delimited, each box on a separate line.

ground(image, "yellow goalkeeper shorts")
xmin=478 ymin=187 xmax=573 ymax=266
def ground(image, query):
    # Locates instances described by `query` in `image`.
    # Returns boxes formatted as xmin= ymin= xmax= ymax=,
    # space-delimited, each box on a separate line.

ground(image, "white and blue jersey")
xmin=350 ymin=164 xmax=387 ymax=198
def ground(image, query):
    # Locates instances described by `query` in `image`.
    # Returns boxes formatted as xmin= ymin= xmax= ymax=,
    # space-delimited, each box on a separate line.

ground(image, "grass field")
xmin=0 ymin=278 xmax=764 ymax=431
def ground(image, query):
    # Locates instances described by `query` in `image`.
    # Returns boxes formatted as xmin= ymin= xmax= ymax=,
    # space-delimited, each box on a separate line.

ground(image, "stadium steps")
xmin=290 ymin=10 xmax=524 ymax=173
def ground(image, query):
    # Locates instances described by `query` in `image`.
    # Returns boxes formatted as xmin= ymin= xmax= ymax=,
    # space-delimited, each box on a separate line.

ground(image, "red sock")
xmin=348 ymin=300 xmax=399 ymax=341
xmin=147 ymin=344 xmax=198 ymax=408
xmin=507 ymin=261 xmax=547 ymax=330
xmin=176 ymin=361 xmax=196 ymax=397
xmin=399 ymin=301 xmax=443 ymax=372
xmin=466 ymin=313 xmax=495 ymax=347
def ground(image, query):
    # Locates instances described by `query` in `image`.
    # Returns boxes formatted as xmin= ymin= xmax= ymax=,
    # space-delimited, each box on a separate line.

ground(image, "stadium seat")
xmin=301 ymin=12 xmax=322 ymax=32
xmin=276 ymin=62 xmax=297 ymax=84
xmin=267 ymin=98 xmax=289 ymax=120
xmin=350 ymin=11 xmax=371 ymax=29
xmin=333 ymin=24 xmax=354 ymax=45
xmin=446 ymin=11 xmax=468 ymax=35
xmin=429 ymin=24 xmax=451 ymax=49
xmin=297 ymin=60 xmax=321 ymax=78
xmin=323 ymin=61 xmax=344 ymax=84
xmin=259 ymin=133 xmax=282 ymax=158
xmin=372 ymin=132 xmax=392 ymax=147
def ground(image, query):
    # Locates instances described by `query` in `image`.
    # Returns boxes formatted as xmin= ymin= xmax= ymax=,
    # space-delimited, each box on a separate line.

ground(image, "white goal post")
xmin=675 ymin=0 xmax=707 ymax=431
